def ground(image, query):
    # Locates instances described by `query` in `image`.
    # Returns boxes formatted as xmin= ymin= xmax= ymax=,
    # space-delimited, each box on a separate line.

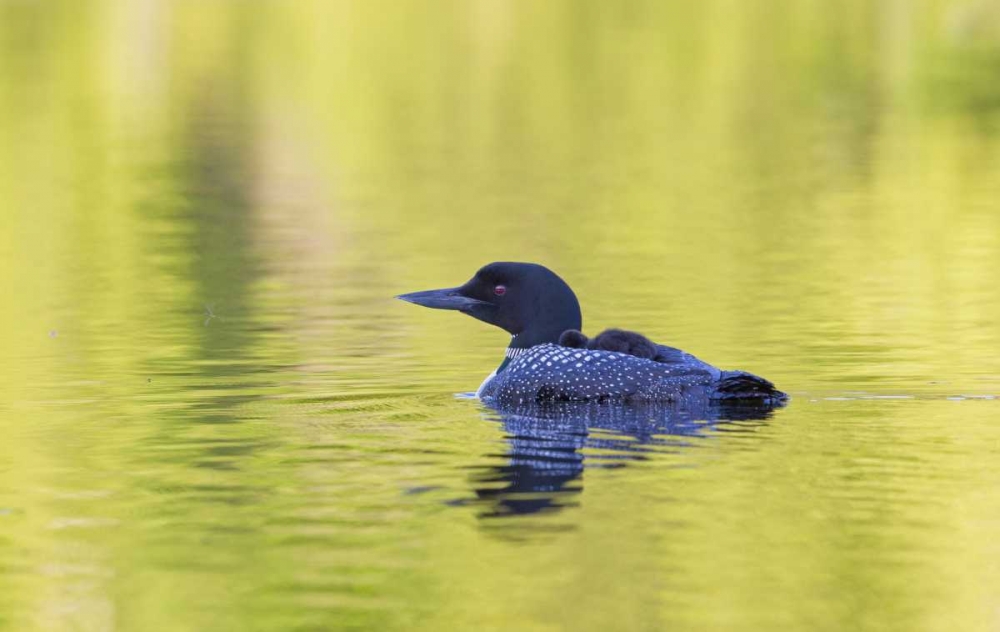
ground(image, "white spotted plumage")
xmin=478 ymin=343 xmax=714 ymax=405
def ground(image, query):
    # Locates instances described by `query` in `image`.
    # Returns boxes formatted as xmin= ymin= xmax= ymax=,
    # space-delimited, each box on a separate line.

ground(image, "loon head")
xmin=396 ymin=262 xmax=583 ymax=348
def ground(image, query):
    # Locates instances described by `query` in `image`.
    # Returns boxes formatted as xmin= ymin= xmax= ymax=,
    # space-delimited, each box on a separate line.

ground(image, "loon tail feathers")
xmin=716 ymin=370 xmax=788 ymax=404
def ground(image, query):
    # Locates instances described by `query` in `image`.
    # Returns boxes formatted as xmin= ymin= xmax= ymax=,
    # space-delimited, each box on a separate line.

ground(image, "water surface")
xmin=2 ymin=2 xmax=1000 ymax=631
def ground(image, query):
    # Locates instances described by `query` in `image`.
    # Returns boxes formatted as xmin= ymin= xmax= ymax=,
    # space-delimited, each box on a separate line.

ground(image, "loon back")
xmin=478 ymin=344 xmax=787 ymax=406
xmin=477 ymin=344 xmax=785 ymax=406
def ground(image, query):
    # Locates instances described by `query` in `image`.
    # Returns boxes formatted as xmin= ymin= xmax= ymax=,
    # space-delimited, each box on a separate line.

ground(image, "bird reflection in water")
xmin=466 ymin=400 xmax=781 ymax=519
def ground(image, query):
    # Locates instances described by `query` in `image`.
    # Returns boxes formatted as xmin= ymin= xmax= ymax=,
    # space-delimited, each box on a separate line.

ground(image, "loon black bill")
xmin=396 ymin=287 xmax=489 ymax=312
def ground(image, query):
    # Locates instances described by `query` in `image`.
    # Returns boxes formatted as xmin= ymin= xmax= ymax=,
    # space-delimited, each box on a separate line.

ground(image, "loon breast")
xmin=478 ymin=343 xmax=715 ymax=405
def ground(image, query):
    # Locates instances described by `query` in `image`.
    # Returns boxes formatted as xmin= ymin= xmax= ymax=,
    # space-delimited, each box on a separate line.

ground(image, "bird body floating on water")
xmin=397 ymin=262 xmax=786 ymax=406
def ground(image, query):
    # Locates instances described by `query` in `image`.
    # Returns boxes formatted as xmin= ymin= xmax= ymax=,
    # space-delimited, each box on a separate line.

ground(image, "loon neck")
xmin=507 ymin=325 xmax=573 ymax=350
xmin=504 ymin=343 xmax=531 ymax=360
xmin=500 ymin=316 xmax=579 ymax=371
xmin=497 ymin=336 xmax=541 ymax=374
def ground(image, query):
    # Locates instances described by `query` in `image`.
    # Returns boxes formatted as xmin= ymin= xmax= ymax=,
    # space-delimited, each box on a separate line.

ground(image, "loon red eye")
xmin=493 ymin=285 xmax=506 ymax=296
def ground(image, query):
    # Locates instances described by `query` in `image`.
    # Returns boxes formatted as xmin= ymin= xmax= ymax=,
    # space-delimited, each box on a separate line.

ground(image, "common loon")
xmin=397 ymin=262 xmax=787 ymax=406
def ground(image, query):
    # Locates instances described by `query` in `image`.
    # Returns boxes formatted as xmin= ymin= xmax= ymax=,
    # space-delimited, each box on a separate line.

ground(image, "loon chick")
xmin=397 ymin=262 xmax=786 ymax=406
xmin=559 ymin=328 xmax=661 ymax=361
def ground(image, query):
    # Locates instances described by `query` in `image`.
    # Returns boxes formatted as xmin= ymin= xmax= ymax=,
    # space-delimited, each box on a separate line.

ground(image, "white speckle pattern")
xmin=479 ymin=343 xmax=718 ymax=405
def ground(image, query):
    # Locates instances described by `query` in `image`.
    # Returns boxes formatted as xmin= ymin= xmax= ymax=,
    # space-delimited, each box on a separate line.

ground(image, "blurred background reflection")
xmin=1 ymin=2 xmax=999 ymax=631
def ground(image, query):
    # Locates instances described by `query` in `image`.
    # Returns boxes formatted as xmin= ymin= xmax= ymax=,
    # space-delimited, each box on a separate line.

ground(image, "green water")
xmin=2 ymin=1 xmax=1000 ymax=630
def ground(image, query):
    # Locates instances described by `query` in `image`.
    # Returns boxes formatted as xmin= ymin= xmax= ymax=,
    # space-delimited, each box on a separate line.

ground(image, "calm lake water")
xmin=3 ymin=2 xmax=1000 ymax=631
